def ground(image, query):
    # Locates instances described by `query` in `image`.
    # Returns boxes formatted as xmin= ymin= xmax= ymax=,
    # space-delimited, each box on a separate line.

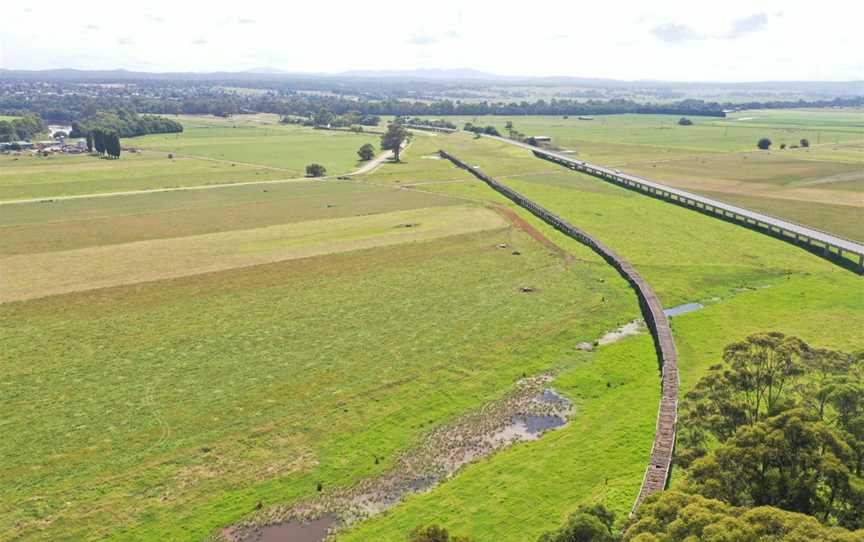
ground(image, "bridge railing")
xmin=519 ymin=145 xmax=862 ymax=274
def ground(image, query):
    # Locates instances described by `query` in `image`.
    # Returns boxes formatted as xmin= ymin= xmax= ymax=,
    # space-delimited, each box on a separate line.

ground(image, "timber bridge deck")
xmin=439 ymin=150 xmax=679 ymax=513
xmin=480 ymin=134 xmax=864 ymax=274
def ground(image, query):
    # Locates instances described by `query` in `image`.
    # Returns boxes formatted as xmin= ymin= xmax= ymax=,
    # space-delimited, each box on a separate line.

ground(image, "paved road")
xmin=482 ymin=134 xmax=864 ymax=261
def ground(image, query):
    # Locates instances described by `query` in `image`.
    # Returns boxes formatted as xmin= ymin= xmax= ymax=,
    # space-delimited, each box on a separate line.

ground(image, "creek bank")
xmin=225 ymin=376 xmax=571 ymax=542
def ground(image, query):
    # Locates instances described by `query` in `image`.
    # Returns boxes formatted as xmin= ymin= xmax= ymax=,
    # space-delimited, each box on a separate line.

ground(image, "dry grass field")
xmin=1 ymin=205 xmax=503 ymax=302
xmin=0 ymin=180 xmax=457 ymax=255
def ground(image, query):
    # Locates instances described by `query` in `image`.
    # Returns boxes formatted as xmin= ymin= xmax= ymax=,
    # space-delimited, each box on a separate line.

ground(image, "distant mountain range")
xmin=1 ymin=68 xmax=861 ymax=95
xmin=339 ymin=68 xmax=507 ymax=80
xmin=243 ymin=67 xmax=294 ymax=74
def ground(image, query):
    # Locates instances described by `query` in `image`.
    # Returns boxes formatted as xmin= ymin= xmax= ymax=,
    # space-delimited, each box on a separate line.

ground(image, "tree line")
xmin=0 ymin=114 xmax=47 ymax=142
xmin=409 ymin=332 xmax=863 ymax=541
xmin=463 ymin=122 xmax=501 ymax=136
xmin=281 ymin=108 xmax=381 ymax=128
xmin=69 ymin=110 xmax=183 ymax=139
xmin=396 ymin=117 xmax=458 ymax=130
xmin=87 ymin=130 xmax=122 ymax=159
xmin=6 ymin=82 xmax=864 ymax=124
xmin=758 ymin=137 xmax=811 ymax=150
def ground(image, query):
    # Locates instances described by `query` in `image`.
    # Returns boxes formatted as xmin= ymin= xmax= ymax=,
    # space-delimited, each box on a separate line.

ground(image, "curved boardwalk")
xmin=438 ymin=150 xmax=678 ymax=513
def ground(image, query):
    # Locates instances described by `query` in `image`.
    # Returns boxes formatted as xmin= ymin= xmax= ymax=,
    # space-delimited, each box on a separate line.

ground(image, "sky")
xmin=1 ymin=0 xmax=862 ymax=81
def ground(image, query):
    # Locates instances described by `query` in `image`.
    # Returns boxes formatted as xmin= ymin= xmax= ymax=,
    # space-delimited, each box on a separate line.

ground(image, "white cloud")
xmin=1 ymin=0 xmax=861 ymax=81
xmin=652 ymin=23 xmax=702 ymax=43
xmin=725 ymin=13 xmax=768 ymax=39
xmin=653 ymin=12 xmax=770 ymax=43
xmin=408 ymin=34 xmax=437 ymax=46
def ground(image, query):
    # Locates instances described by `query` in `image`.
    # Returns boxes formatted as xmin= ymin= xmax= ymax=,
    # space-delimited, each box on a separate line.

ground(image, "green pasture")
xmin=625 ymin=151 xmax=863 ymax=187
xmin=620 ymin=151 xmax=863 ymax=240
xmin=723 ymin=108 xmax=864 ymax=131
xmin=0 ymin=226 xmax=633 ymax=541
xmin=133 ymin=120 xmax=377 ymax=173
xmin=0 ymin=152 xmax=287 ymax=200
xmin=690 ymin=190 xmax=863 ymax=242
xmin=0 ymin=115 xmax=379 ymax=200
xmin=416 ymin=111 xmax=863 ymax=155
xmin=780 ymin=141 xmax=864 ymax=163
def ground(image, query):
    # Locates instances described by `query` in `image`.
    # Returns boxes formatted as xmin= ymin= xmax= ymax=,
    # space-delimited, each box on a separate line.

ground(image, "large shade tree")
xmin=381 ymin=123 xmax=410 ymax=162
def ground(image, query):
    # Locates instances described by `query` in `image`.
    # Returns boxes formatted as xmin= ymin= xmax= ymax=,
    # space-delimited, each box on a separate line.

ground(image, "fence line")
xmin=402 ymin=124 xmax=458 ymax=134
xmin=313 ymin=126 xmax=386 ymax=135
xmin=439 ymin=150 xmax=679 ymax=513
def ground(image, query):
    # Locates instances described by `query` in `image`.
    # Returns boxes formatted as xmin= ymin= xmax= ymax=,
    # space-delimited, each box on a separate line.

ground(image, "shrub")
xmin=538 ymin=504 xmax=616 ymax=542
xmin=305 ymin=163 xmax=327 ymax=177
xmin=357 ymin=143 xmax=375 ymax=161
xmin=408 ymin=525 xmax=473 ymax=542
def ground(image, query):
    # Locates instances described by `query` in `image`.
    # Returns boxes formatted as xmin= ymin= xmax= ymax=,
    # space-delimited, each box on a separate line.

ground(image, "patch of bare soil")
xmin=224 ymin=375 xmax=571 ymax=542
xmin=225 ymin=516 xmax=336 ymax=542
xmin=488 ymin=204 xmax=575 ymax=263
xmin=598 ymin=319 xmax=644 ymax=345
